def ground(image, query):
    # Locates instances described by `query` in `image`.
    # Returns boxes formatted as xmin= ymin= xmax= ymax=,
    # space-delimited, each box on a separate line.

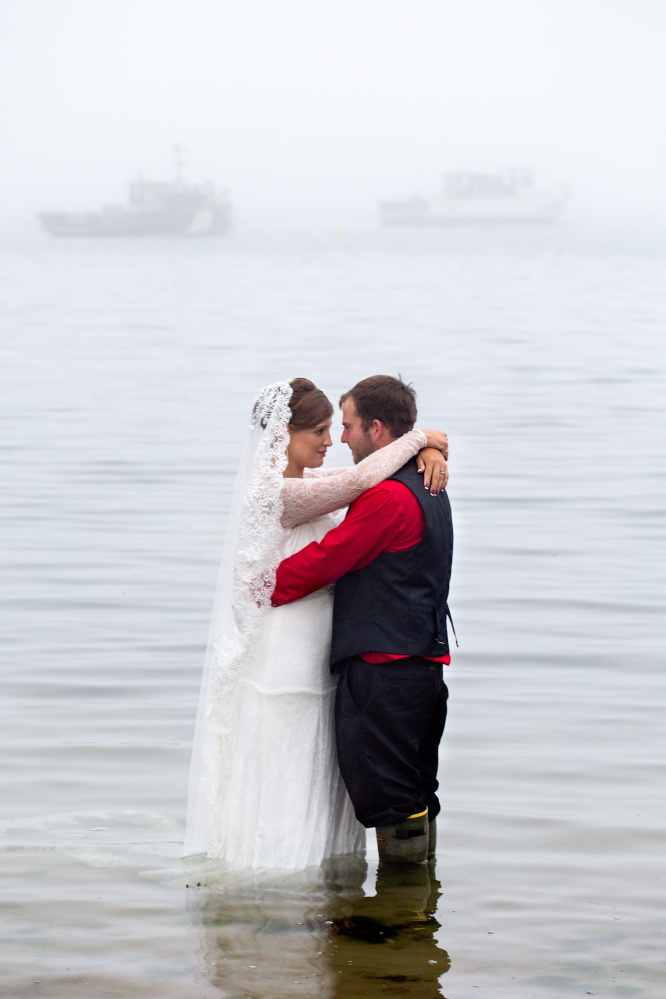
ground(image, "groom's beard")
xmin=350 ymin=431 xmax=376 ymax=464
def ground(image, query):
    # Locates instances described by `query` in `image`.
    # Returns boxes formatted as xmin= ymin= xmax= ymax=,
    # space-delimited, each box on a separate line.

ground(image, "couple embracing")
xmin=185 ymin=375 xmax=454 ymax=869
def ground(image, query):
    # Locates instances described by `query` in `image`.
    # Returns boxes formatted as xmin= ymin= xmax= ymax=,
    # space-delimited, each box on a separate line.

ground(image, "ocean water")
xmin=1 ymin=220 xmax=665 ymax=998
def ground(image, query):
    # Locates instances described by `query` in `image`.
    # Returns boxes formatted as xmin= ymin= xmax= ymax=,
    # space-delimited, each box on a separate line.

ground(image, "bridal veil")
xmin=184 ymin=382 xmax=293 ymax=856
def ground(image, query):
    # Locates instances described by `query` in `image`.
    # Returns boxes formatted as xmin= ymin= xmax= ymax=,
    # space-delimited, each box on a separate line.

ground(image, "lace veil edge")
xmin=184 ymin=381 xmax=292 ymax=856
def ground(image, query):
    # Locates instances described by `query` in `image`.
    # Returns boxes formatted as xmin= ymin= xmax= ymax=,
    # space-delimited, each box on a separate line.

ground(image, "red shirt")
xmin=272 ymin=479 xmax=451 ymax=665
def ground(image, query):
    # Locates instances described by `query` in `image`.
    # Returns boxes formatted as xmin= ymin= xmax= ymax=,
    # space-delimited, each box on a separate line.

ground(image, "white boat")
xmin=380 ymin=169 xmax=569 ymax=226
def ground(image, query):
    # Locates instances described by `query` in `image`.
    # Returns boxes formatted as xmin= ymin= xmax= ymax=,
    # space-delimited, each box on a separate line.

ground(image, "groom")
xmin=272 ymin=375 xmax=454 ymax=864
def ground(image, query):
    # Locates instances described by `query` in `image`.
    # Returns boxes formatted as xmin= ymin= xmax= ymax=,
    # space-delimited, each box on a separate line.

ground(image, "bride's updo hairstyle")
xmin=288 ymin=377 xmax=333 ymax=431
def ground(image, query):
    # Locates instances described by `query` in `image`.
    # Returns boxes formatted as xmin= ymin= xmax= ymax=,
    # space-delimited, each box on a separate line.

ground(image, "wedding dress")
xmin=184 ymin=382 xmax=428 ymax=869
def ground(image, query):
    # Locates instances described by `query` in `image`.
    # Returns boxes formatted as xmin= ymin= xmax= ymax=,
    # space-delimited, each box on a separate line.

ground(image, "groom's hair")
xmin=339 ymin=375 xmax=417 ymax=438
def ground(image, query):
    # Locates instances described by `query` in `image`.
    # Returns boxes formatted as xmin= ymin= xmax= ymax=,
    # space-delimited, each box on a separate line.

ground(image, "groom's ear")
xmin=369 ymin=418 xmax=385 ymax=441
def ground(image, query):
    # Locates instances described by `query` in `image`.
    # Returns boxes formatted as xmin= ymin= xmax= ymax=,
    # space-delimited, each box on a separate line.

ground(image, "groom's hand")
xmin=419 ymin=429 xmax=449 ymax=459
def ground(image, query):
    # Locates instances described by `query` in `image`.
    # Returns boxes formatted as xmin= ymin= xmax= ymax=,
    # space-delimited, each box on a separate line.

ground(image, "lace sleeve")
xmin=281 ymin=429 xmax=428 ymax=529
xmin=303 ymin=466 xmax=348 ymax=478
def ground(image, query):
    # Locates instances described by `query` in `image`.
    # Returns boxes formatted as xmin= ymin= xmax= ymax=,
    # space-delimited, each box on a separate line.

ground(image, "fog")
xmin=1 ymin=0 xmax=665 ymax=226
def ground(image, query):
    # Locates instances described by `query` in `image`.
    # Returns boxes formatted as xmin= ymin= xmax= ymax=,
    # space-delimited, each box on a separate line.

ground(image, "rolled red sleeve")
xmin=272 ymin=481 xmax=424 ymax=605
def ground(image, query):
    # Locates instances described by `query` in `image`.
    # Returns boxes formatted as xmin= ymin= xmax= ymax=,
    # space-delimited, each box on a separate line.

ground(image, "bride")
xmin=184 ymin=378 xmax=448 ymax=870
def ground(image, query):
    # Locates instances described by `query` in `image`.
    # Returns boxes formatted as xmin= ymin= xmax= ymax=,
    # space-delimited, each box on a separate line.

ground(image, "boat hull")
xmin=39 ymin=205 xmax=231 ymax=237
xmin=380 ymin=193 xmax=568 ymax=226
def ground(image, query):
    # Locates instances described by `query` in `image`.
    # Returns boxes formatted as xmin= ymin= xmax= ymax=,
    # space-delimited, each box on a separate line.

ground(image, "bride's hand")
xmin=416 ymin=447 xmax=449 ymax=494
xmin=419 ymin=429 xmax=449 ymax=460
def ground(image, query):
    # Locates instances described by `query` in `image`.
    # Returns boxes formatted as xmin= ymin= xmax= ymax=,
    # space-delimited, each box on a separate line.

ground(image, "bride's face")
xmin=287 ymin=418 xmax=333 ymax=473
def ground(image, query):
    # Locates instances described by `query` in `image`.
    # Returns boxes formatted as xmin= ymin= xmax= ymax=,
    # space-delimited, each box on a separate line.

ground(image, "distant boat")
xmin=380 ymin=169 xmax=569 ymax=225
xmin=40 ymin=174 xmax=232 ymax=237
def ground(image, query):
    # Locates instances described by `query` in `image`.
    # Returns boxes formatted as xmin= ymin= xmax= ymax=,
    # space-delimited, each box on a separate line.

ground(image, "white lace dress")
xmin=188 ymin=428 xmax=428 ymax=869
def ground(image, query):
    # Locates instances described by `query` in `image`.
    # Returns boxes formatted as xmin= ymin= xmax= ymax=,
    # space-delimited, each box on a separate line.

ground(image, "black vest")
xmin=330 ymin=458 xmax=453 ymax=668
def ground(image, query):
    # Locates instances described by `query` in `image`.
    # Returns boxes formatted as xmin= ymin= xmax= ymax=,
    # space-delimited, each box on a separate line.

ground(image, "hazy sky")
xmin=1 ymin=0 xmax=665 ymax=223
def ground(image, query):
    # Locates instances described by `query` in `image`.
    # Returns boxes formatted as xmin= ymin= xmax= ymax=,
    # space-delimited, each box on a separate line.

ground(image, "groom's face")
xmin=341 ymin=399 xmax=375 ymax=464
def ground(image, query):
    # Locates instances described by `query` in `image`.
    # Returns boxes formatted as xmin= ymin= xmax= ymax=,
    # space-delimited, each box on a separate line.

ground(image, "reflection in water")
xmin=327 ymin=863 xmax=450 ymax=998
xmin=189 ymin=873 xmax=336 ymax=997
xmin=187 ymin=856 xmax=450 ymax=998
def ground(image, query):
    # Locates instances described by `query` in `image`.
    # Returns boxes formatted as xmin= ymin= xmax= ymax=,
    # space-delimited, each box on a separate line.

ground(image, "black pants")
xmin=334 ymin=656 xmax=449 ymax=828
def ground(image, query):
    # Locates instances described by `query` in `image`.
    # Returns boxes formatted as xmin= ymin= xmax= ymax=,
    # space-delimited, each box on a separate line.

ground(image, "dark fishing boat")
xmin=40 ymin=161 xmax=232 ymax=237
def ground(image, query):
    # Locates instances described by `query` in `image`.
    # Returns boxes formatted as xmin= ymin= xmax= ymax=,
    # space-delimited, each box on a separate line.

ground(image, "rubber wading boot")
xmin=376 ymin=814 xmax=429 ymax=864
xmin=427 ymin=818 xmax=437 ymax=861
